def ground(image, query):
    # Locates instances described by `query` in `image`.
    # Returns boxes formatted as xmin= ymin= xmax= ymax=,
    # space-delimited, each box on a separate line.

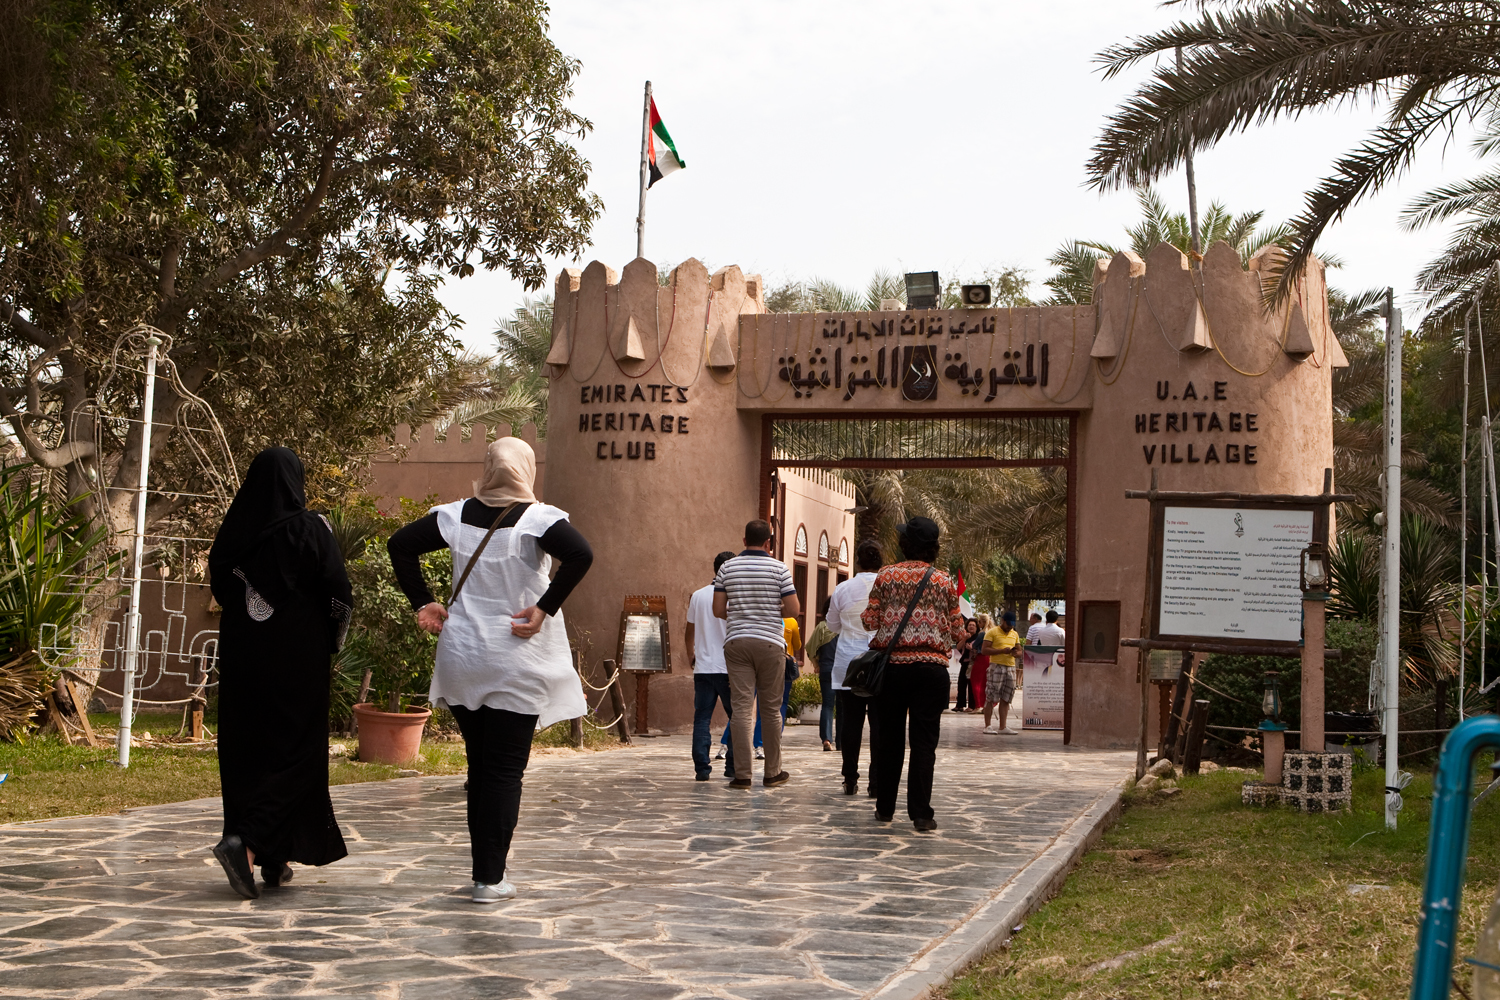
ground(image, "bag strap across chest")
xmin=449 ymin=502 xmax=520 ymax=603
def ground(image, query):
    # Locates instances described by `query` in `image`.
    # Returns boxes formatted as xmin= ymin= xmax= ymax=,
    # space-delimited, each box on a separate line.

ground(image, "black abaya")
xmin=209 ymin=448 xmax=352 ymax=867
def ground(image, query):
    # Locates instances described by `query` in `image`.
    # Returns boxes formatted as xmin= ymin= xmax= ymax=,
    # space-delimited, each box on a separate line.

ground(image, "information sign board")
xmin=616 ymin=595 xmax=671 ymax=673
xmin=1151 ymin=504 xmax=1316 ymax=647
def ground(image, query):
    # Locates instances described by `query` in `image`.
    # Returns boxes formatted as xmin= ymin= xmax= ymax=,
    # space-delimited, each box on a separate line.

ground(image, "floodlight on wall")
xmin=904 ymin=271 xmax=940 ymax=310
xmin=961 ymin=284 xmax=992 ymax=307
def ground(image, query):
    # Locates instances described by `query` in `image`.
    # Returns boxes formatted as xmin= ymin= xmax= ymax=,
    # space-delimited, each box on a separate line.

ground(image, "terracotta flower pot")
xmin=352 ymin=702 xmax=431 ymax=765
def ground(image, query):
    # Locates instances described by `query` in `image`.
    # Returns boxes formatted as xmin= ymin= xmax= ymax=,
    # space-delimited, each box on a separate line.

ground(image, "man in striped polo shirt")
xmin=713 ymin=519 xmax=800 ymax=789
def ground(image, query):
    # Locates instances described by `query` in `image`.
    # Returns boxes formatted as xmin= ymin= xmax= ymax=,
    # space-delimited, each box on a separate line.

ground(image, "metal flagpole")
xmin=1381 ymin=290 xmax=1402 ymax=831
xmin=1461 ymin=311 xmax=1471 ymax=720
xmin=635 ymin=80 xmax=652 ymax=260
xmin=115 ymin=334 xmax=161 ymax=768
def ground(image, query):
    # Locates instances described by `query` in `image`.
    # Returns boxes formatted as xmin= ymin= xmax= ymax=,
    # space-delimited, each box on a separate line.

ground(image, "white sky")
xmin=438 ymin=0 xmax=1485 ymax=353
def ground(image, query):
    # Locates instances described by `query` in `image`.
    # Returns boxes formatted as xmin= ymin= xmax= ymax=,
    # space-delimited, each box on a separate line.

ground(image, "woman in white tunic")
xmin=387 ymin=438 xmax=592 ymax=903
xmin=826 ymin=540 xmax=884 ymax=797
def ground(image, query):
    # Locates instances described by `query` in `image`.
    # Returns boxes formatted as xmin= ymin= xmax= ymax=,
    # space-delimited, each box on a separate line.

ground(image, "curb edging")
xmin=866 ymin=777 xmax=1129 ymax=1000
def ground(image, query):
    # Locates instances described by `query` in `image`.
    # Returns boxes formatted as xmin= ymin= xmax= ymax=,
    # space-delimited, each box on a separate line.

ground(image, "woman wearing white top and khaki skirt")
xmin=387 ymin=438 xmax=592 ymax=903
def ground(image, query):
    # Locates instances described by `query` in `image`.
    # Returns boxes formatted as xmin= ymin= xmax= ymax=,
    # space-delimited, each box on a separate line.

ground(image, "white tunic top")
xmin=429 ymin=500 xmax=587 ymax=727
xmin=827 ymin=572 xmax=877 ymax=690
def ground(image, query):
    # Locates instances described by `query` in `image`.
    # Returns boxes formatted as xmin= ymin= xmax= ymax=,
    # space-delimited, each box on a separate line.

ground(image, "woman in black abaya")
xmin=209 ymin=447 xmax=353 ymax=899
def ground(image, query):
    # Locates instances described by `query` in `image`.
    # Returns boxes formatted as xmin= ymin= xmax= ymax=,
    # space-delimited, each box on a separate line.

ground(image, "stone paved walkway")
xmin=0 ymin=716 xmax=1132 ymax=999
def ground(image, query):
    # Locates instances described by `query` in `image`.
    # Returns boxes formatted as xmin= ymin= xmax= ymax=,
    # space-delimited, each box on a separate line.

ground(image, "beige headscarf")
xmin=473 ymin=437 xmax=538 ymax=506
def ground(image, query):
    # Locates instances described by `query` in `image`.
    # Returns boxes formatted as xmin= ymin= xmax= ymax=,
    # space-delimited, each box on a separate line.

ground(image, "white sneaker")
xmin=472 ymin=880 xmax=517 ymax=903
xmin=983 ymin=725 xmax=1000 ymax=735
xmin=1000 ymin=727 xmax=1020 ymax=735
xmin=713 ymin=746 xmax=725 ymax=760
xmin=754 ymin=748 xmax=765 ymax=760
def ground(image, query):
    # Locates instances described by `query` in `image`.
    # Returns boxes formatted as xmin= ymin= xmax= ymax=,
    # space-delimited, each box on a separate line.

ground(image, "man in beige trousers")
xmin=713 ymin=519 xmax=800 ymax=789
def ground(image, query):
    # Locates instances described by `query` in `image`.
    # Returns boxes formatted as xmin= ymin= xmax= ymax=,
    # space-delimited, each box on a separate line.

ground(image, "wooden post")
xmin=1155 ymin=681 xmax=1173 ymax=758
xmin=569 ymin=649 xmax=584 ymax=748
xmin=634 ymin=672 xmax=650 ymax=735
xmin=1174 ymin=666 xmax=1198 ymax=764
xmin=1183 ymin=698 xmax=1210 ymax=775
xmin=65 ymin=676 xmax=99 ymax=748
xmin=602 ymin=658 xmax=632 ymax=744
xmin=1163 ymin=659 xmax=1191 ymax=763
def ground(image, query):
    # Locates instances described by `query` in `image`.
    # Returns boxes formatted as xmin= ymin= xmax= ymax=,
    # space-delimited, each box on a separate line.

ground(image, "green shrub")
xmin=787 ymin=673 xmax=823 ymax=714
xmin=338 ymin=495 xmax=451 ymax=714
xmin=0 ymin=465 xmax=112 ymax=741
xmin=1197 ymin=616 xmax=1377 ymax=734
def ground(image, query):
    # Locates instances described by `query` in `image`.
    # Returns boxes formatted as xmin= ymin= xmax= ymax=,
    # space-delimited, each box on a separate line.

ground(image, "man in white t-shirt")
xmin=687 ymin=551 xmax=737 ymax=781
xmin=1027 ymin=609 xmax=1066 ymax=647
xmin=827 ymin=540 xmax=884 ymax=797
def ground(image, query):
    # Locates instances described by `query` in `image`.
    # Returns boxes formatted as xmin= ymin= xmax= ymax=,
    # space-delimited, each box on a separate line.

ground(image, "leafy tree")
xmin=0 ymin=0 xmax=599 ymax=546
xmin=1087 ymin=0 xmax=1500 ymax=298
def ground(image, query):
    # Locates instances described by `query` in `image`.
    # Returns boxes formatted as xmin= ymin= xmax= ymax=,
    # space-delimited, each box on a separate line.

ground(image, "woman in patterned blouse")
xmin=860 ymin=516 xmax=963 ymax=832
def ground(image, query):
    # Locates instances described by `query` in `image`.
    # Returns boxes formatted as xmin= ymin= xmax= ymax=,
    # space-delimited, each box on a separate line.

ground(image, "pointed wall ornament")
xmin=1177 ymin=299 xmax=1212 ymax=352
xmin=616 ymin=315 xmax=646 ymax=362
xmin=1283 ymin=303 xmax=1317 ymax=359
xmin=544 ymin=314 xmax=571 ymax=368
xmin=707 ymin=319 xmax=736 ymax=370
xmin=1090 ymin=308 xmax=1119 ymax=359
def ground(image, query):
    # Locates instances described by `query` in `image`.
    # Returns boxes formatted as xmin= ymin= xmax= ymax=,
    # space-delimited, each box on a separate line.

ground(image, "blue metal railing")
xmin=1412 ymin=715 xmax=1500 ymax=1000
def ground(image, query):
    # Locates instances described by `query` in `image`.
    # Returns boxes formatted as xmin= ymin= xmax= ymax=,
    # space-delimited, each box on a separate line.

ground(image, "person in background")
xmin=1025 ymin=611 xmax=1045 ymax=645
xmin=953 ymin=618 xmax=976 ymax=712
xmin=209 ymin=448 xmax=353 ymax=900
xmin=387 ymin=437 xmax=592 ymax=904
xmin=782 ymin=615 xmax=803 ymax=729
xmin=714 ymin=520 xmax=799 ymax=789
xmin=862 ymin=517 xmax=961 ymax=832
xmin=828 ymin=540 xmax=883 ymax=796
xmin=687 ymin=551 xmax=737 ymax=781
xmin=968 ymin=612 xmax=991 ymax=714
xmin=804 ymin=598 xmax=838 ymax=751
xmin=1029 ymin=609 xmax=1066 ymax=647
xmin=981 ymin=612 xmax=1021 ymax=735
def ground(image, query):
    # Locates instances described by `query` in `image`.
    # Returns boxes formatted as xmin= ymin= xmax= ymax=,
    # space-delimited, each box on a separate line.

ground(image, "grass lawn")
xmin=940 ymin=760 xmax=1500 ymax=1000
xmin=0 ymin=712 xmax=620 ymax=824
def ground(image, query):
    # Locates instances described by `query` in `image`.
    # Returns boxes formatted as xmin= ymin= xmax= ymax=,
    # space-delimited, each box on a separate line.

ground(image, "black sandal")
xmin=212 ymin=835 xmax=260 ymax=899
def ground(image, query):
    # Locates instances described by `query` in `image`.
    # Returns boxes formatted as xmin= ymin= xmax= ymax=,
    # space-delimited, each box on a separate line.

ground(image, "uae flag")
xmin=647 ymin=98 xmax=685 ymax=187
xmin=955 ymin=569 xmax=975 ymax=619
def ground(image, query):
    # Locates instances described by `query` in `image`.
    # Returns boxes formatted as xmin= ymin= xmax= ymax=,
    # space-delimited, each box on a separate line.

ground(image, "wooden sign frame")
xmin=1143 ymin=497 xmax=1328 ymax=654
xmin=616 ymin=594 xmax=672 ymax=674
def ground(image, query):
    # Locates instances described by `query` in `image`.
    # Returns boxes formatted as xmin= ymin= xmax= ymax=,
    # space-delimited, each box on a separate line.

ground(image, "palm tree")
xmin=1044 ymin=189 xmax=1294 ymax=305
xmin=1087 ymin=1 xmax=1500 ymax=299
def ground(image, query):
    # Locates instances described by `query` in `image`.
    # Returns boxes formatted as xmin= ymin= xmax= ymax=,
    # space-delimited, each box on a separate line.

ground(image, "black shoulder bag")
xmin=845 ymin=566 xmax=933 ymax=699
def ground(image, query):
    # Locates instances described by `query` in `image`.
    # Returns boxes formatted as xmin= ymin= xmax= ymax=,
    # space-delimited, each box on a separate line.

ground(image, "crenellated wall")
xmin=369 ymin=422 xmax=546 ymax=513
xmin=543 ymin=245 xmax=1342 ymax=746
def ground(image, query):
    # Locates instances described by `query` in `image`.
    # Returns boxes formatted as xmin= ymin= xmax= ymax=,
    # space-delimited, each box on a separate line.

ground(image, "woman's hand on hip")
xmin=511 ymin=605 xmax=545 ymax=638
xmin=416 ymin=602 xmax=448 ymax=635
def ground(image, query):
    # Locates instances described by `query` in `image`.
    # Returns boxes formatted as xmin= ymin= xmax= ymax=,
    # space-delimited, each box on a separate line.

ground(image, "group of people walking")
xmin=210 ymin=439 xmax=589 ymax=905
xmin=205 ymin=441 xmax=1042 ymax=904
xmin=687 ymin=516 xmax=967 ymax=831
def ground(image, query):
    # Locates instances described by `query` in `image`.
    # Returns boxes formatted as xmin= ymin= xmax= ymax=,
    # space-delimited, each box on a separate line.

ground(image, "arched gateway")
xmin=543 ymin=245 xmax=1342 ymax=747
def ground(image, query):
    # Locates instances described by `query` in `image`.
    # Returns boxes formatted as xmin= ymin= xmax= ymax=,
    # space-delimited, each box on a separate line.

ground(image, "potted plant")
xmin=787 ymin=674 xmax=823 ymax=725
xmin=339 ymin=498 xmax=451 ymax=765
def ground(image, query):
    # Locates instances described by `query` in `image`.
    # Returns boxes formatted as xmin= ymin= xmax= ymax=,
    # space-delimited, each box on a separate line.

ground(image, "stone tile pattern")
xmin=0 ymin=721 xmax=1131 ymax=999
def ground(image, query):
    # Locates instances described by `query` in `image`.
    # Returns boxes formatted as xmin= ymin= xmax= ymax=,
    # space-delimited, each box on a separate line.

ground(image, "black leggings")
xmin=450 ymin=704 xmax=536 ymax=884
